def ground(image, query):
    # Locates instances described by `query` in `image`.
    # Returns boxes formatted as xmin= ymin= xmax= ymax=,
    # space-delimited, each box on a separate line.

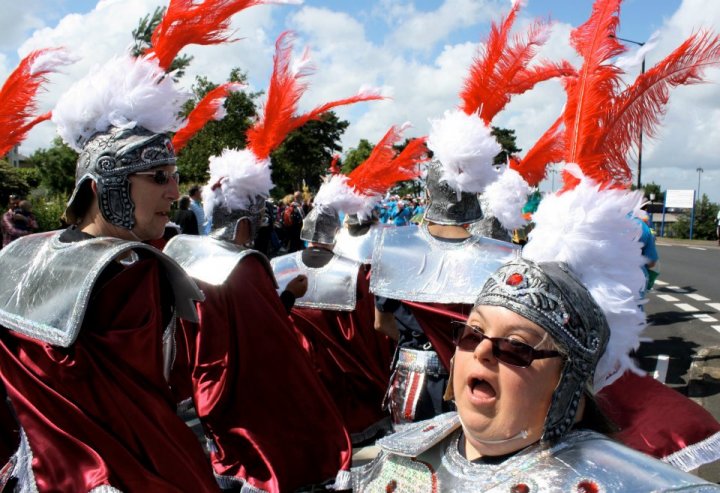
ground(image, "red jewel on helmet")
xmin=576 ymin=480 xmax=599 ymax=493
xmin=511 ymin=484 xmax=530 ymax=493
xmin=506 ymin=273 xmax=524 ymax=286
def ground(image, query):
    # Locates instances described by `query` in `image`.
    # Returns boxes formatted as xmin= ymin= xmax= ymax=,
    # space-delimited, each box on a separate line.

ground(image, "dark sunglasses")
xmin=451 ymin=321 xmax=561 ymax=368
xmin=134 ymin=169 xmax=180 ymax=185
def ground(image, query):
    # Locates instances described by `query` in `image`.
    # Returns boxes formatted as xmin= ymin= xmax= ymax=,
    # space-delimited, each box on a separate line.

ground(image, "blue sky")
xmin=2 ymin=1 xmax=719 ymax=201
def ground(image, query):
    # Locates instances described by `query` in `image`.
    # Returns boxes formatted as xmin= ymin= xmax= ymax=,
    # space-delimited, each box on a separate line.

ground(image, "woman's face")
xmin=453 ymin=304 xmax=563 ymax=458
xmin=127 ymin=165 xmax=179 ymax=240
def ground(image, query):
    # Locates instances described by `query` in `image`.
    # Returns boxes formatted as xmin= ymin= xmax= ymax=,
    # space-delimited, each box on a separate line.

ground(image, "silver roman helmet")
xmin=423 ymin=161 xmax=484 ymax=225
xmin=300 ymin=206 xmax=340 ymax=245
xmin=64 ymin=126 xmax=176 ymax=228
xmin=475 ymin=258 xmax=609 ymax=441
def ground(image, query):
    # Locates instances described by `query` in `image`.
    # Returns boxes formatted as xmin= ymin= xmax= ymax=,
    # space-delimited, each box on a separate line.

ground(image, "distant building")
xmin=5 ymin=145 xmax=31 ymax=168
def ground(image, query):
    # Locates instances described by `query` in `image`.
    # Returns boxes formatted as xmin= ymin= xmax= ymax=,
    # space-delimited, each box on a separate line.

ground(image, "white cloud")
xmin=2 ymin=0 xmax=720 ymax=202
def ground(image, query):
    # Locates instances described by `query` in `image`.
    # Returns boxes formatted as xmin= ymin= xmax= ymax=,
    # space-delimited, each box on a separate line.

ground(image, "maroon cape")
xmin=176 ymin=255 xmax=352 ymax=493
xmin=0 ymin=259 xmax=218 ymax=492
xmin=403 ymin=302 xmax=720 ymax=466
xmin=599 ymin=371 xmax=720 ymax=465
xmin=290 ymin=265 xmax=394 ymax=439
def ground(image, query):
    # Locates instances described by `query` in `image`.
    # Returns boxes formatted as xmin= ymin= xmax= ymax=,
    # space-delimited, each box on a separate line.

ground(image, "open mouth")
xmin=469 ymin=377 xmax=497 ymax=401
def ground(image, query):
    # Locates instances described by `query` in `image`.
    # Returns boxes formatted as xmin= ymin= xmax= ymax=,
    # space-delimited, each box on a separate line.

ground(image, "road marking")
xmin=665 ymin=286 xmax=681 ymax=291
xmin=688 ymin=247 xmax=706 ymax=251
xmin=654 ymin=280 xmax=668 ymax=286
xmin=707 ymin=303 xmax=720 ymax=312
xmin=713 ymin=326 xmax=720 ymax=335
xmin=653 ymin=354 xmax=670 ymax=383
xmin=693 ymin=314 xmax=718 ymax=323
xmin=686 ymin=293 xmax=710 ymax=301
xmin=657 ymin=294 xmax=680 ymax=302
xmin=675 ymin=303 xmax=699 ymax=312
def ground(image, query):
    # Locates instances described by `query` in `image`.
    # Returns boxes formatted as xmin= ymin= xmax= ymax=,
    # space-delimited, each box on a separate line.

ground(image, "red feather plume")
xmin=172 ymin=82 xmax=243 ymax=152
xmin=347 ymin=125 xmax=427 ymax=196
xmin=329 ymin=154 xmax=341 ymax=175
xmin=561 ymin=0 xmax=625 ymax=188
xmin=601 ymin=30 xmax=720 ymax=175
xmin=460 ymin=2 xmax=572 ymax=124
xmin=511 ymin=116 xmax=564 ymax=187
xmin=247 ymin=31 xmax=384 ymax=160
xmin=0 ymin=48 xmax=71 ymax=157
xmin=146 ymin=0 xmax=265 ymax=70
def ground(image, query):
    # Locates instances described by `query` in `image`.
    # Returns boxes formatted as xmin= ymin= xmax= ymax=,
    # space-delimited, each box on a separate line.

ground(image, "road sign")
xmin=665 ymin=189 xmax=695 ymax=209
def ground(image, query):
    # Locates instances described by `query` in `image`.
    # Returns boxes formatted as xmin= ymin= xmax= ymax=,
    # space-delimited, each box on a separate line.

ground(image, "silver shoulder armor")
xmin=163 ymin=234 xmax=275 ymax=287
xmin=271 ymin=252 xmax=360 ymax=311
xmin=370 ymin=225 xmax=519 ymax=304
xmin=0 ymin=231 xmax=202 ymax=347
xmin=354 ymin=419 xmax=720 ymax=493
xmin=333 ymin=225 xmax=384 ymax=264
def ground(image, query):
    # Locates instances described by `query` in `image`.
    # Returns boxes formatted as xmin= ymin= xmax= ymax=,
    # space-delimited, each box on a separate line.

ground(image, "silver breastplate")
xmin=0 ymin=231 xmax=202 ymax=347
xmin=270 ymin=251 xmax=360 ymax=311
xmin=333 ymin=225 xmax=383 ymax=264
xmin=370 ymin=225 xmax=519 ymax=304
xmin=353 ymin=413 xmax=720 ymax=492
xmin=163 ymin=234 xmax=276 ymax=287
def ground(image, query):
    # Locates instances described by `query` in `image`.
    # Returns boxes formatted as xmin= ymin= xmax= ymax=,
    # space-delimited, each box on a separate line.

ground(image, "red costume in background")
xmin=175 ymin=252 xmax=352 ymax=492
xmin=290 ymin=265 xmax=393 ymax=442
xmin=0 ymin=251 xmax=218 ymax=492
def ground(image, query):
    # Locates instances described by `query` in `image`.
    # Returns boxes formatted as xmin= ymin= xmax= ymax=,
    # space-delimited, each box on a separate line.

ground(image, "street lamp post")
xmin=696 ymin=167 xmax=704 ymax=200
xmin=611 ymin=34 xmax=646 ymax=189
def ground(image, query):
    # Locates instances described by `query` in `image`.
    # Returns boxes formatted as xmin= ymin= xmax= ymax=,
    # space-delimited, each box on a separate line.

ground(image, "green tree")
xmin=131 ymin=6 xmax=192 ymax=79
xmin=341 ymin=139 xmax=374 ymax=174
xmin=491 ymin=126 xmax=521 ymax=165
xmin=27 ymin=137 xmax=79 ymax=196
xmin=0 ymin=160 xmax=31 ymax=206
xmin=642 ymin=182 xmax=665 ymax=203
xmin=175 ymin=69 xmax=260 ymax=184
xmin=670 ymin=194 xmax=719 ymax=239
xmin=271 ymin=112 xmax=350 ymax=196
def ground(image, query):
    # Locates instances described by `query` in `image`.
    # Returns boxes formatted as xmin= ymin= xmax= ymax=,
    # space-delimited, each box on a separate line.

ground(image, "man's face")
xmin=127 ymin=166 xmax=180 ymax=240
xmin=293 ymin=192 xmax=302 ymax=203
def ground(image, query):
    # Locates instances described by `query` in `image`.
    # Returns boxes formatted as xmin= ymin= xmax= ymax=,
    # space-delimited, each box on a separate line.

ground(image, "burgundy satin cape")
xmin=290 ymin=265 xmax=394 ymax=437
xmin=176 ymin=255 xmax=352 ymax=493
xmin=0 ymin=386 xmax=18 ymax=467
xmin=599 ymin=371 xmax=720 ymax=462
xmin=403 ymin=302 xmax=720 ymax=464
xmin=0 ymin=259 xmax=219 ymax=492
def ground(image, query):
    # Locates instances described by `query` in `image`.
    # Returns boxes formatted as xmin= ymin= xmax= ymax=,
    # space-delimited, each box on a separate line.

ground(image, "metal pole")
xmin=696 ymin=167 xmax=704 ymax=200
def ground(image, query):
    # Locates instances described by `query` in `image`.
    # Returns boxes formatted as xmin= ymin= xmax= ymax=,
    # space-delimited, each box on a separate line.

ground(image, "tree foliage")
xmin=341 ymin=139 xmax=374 ymax=174
xmin=131 ymin=6 xmax=192 ymax=78
xmin=642 ymin=182 xmax=665 ymax=203
xmin=270 ymin=112 xmax=350 ymax=196
xmin=491 ymin=126 xmax=521 ymax=165
xmin=175 ymin=69 xmax=260 ymax=184
xmin=27 ymin=137 xmax=78 ymax=196
xmin=0 ymin=160 xmax=31 ymax=206
xmin=671 ymin=194 xmax=720 ymax=240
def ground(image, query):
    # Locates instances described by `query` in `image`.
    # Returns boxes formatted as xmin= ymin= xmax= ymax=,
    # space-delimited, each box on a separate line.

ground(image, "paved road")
xmin=640 ymin=242 xmax=720 ymax=482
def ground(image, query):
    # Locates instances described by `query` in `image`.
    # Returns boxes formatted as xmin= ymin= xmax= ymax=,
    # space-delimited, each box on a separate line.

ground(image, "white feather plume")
xmin=313 ymin=174 xmax=373 ymax=219
xmin=52 ymin=54 xmax=190 ymax=151
xmin=522 ymin=164 xmax=648 ymax=390
xmin=483 ymin=167 xmax=532 ymax=231
xmin=202 ymin=148 xmax=273 ymax=220
xmin=426 ymin=109 xmax=502 ymax=196
xmin=29 ymin=48 xmax=78 ymax=75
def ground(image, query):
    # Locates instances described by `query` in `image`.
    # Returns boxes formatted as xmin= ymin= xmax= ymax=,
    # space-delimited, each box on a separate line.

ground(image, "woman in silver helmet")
xmin=349 ymin=258 xmax=719 ymax=492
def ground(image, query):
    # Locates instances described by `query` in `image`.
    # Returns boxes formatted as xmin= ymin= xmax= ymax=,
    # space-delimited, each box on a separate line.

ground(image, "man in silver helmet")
xmin=271 ymin=203 xmax=394 ymax=446
xmin=0 ymin=125 xmax=219 ymax=491
xmin=371 ymin=161 xmax=518 ymax=425
xmin=351 ymin=257 xmax=719 ymax=492
xmin=163 ymin=164 xmax=354 ymax=492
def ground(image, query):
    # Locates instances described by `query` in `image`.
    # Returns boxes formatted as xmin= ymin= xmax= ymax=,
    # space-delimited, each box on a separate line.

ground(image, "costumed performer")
xmin=272 ymin=123 xmax=426 ymax=445
xmin=163 ymin=30 xmax=383 ymax=493
xmin=349 ymin=163 xmax=720 ymax=492
xmin=0 ymin=0 xmax=282 ymax=490
xmin=370 ymin=0 xmax=573 ymax=424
